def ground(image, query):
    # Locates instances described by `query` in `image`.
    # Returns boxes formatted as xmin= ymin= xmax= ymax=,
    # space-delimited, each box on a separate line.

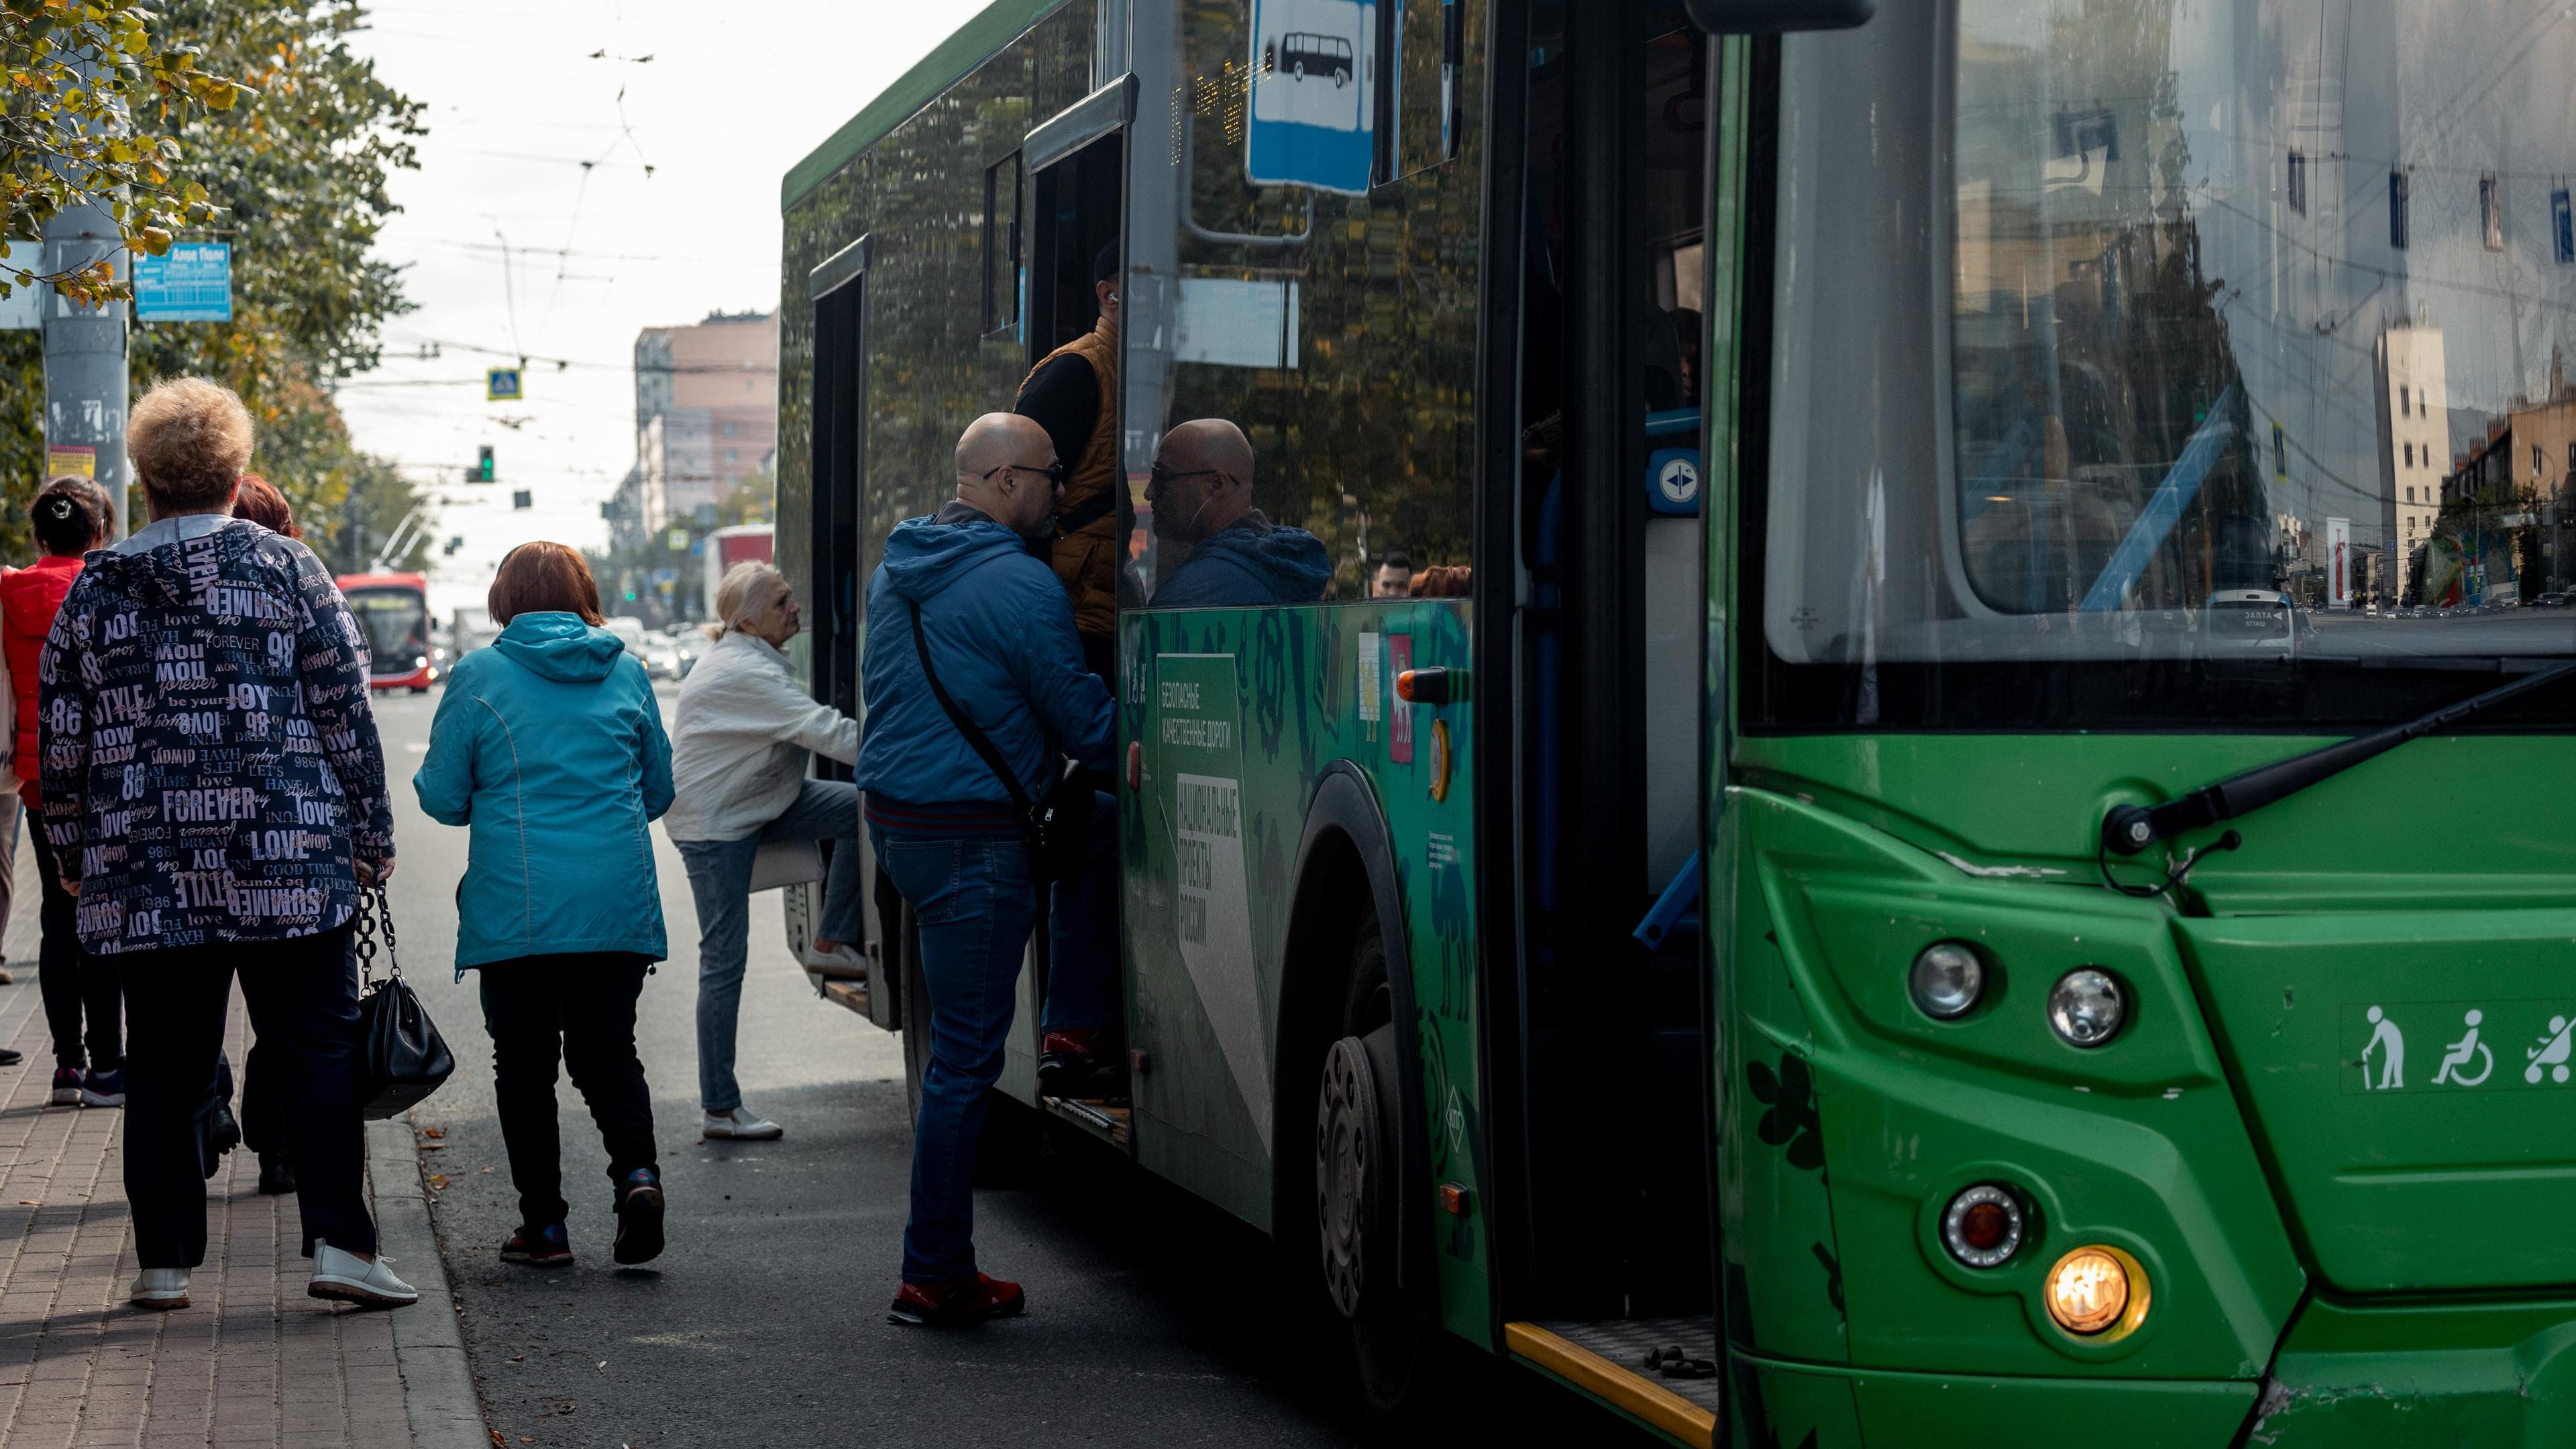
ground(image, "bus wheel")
xmin=1316 ymin=1022 xmax=1428 ymax=1409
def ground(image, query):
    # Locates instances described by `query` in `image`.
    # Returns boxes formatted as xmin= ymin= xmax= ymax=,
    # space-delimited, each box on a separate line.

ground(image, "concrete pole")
xmin=40 ymin=50 xmax=131 ymax=540
xmin=42 ymin=210 xmax=129 ymax=540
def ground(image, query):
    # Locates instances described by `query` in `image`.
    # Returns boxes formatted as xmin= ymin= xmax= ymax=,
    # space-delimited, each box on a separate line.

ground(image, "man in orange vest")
xmin=1014 ymin=242 xmax=1123 ymax=682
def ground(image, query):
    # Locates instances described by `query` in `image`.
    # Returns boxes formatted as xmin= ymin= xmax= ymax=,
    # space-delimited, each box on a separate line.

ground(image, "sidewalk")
xmin=0 ymin=834 xmax=482 ymax=1448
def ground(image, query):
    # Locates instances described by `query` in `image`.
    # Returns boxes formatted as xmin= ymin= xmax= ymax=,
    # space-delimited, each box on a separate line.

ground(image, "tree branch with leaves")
xmin=2 ymin=0 xmax=242 ymax=303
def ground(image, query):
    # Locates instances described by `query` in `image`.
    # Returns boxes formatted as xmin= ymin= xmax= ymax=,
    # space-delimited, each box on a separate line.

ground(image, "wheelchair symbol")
xmin=2433 ymin=1010 xmax=2493 ymax=1087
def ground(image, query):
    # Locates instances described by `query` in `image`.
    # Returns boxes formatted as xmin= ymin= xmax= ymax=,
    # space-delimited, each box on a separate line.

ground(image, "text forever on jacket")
xmin=38 ymin=520 xmax=394 ymax=953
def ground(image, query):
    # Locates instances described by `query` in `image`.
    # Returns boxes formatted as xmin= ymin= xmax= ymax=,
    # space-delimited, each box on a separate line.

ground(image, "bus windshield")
xmin=1757 ymin=0 xmax=2576 ymax=730
xmin=344 ymin=586 xmax=428 ymax=672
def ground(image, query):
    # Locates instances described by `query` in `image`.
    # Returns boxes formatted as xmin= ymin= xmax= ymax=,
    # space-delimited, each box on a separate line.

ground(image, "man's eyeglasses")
xmin=1146 ymin=463 xmax=1225 ymax=491
xmin=983 ymin=460 xmax=1069 ymax=489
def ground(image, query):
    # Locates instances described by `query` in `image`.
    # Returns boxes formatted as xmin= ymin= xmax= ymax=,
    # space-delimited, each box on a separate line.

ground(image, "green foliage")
xmin=1 ymin=0 xmax=235 ymax=303
xmin=0 ymin=1 xmax=425 ymax=566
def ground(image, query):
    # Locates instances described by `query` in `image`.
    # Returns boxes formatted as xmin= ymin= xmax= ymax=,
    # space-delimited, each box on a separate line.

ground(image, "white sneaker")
xmin=307 ymin=1243 xmax=417 ymax=1307
xmin=129 ymin=1268 xmax=190 ymax=1310
xmin=702 ymin=1107 xmax=783 ymax=1141
xmin=807 ymin=942 xmax=868 ymax=981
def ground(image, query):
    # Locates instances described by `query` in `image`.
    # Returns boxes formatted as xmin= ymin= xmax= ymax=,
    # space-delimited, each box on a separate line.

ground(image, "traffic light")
xmin=511 ymin=488 xmax=532 ymax=511
xmin=476 ymin=445 xmax=495 ymax=482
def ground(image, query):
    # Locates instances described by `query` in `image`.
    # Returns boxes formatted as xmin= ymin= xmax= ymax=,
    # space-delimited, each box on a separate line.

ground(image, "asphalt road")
xmin=372 ymin=686 xmax=1642 ymax=1449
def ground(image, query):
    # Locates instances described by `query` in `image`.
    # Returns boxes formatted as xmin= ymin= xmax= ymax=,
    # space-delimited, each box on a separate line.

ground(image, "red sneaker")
xmin=1037 ymin=1030 xmax=1123 ymax=1098
xmin=888 ymin=1273 xmax=1026 ymax=1327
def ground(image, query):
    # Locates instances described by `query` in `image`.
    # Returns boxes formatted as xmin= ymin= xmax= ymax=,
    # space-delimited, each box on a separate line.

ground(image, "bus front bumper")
xmin=1744 ymin=1293 xmax=2576 ymax=1447
xmin=2245 ymin=1295 xmax=2576 ymax=1446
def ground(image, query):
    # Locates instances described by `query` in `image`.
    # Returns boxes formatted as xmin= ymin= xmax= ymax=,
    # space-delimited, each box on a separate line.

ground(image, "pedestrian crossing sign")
xmin=486 ymin=367 xmax=523 ymax=401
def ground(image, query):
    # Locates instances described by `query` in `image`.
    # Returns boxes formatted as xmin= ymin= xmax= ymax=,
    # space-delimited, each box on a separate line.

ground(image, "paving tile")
xmin=0 ymin=950 xmax=424 ymax=1449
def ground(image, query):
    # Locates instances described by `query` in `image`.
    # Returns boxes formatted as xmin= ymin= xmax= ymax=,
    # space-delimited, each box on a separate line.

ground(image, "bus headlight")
xmin=2047 ymin=968 xmax=2125 ymax=1047
xmin=2045 ymin=1245 xmax=2145 ymax=1336
xmin=1909 ymin=942 xmax=1985 ymax=1020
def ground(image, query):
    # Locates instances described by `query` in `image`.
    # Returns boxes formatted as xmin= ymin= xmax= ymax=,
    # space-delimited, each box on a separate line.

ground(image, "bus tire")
xmin=1316 ymin=924 xmax=1431 ymax=1411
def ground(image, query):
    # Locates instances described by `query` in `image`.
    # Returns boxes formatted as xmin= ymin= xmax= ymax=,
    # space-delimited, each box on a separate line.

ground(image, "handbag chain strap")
xmin=352 ymin=881 xmax=401 ymax=985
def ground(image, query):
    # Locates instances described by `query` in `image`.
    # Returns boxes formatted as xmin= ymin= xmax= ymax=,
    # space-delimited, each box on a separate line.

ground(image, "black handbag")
xmin=353 ymin=883 xmax=454 ymax=1119
xmin=908 ymin=602 xmax=1091 ymax=883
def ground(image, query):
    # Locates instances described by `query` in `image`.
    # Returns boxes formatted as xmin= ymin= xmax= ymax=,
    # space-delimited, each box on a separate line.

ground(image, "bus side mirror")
xmin=1685 ymin=0 xmax=1876 ymax=33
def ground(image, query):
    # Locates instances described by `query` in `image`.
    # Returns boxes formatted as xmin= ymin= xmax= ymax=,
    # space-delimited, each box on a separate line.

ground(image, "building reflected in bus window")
xmin=1124 ymin=0 xmax=1485 ymax=604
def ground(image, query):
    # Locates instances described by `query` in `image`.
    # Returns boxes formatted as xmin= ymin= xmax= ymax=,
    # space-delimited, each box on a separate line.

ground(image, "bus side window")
xmin=1137 ymin=0 xmax=1486 ymax=603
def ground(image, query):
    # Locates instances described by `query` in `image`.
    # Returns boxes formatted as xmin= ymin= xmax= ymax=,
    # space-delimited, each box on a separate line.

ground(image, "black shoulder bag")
xmin=907 ymin=601 xmax=1091 ymax=883
xmin=353 ymin=883 xmax=455 ymax=1119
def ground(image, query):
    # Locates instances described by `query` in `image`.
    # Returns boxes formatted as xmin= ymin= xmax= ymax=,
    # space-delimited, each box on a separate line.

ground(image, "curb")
xmin=366 ymin=1116 xmax=488 ymax=1449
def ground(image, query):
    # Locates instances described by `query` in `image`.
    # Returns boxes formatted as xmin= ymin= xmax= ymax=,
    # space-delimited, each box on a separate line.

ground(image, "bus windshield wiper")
xmin=2101 ymin=657 xmax=2576 ymax=859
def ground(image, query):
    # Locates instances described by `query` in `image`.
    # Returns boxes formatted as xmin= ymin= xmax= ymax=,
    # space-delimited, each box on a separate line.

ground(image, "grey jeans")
xmin=676 ymin=780 xmax=865 ymax=1114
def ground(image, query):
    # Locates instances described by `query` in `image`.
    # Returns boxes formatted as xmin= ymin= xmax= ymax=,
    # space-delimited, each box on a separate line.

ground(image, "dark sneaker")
xmin=256 ymin=1152 xmax=297 ymax=1197
xmin=1036 ymin=1030 xmax=1123 ymax=1099
xmin=0 ymin=1048 xmax=18 ymax=1067
xmin=80 ymin=1067 xmax=125 ymax=1108
xmin=888 ymin=1272 xmax=1026 ymax=1327
xmin=49 ymin=1067 xmax=83 ymax=1106
xmin=499 ymin=1223 xmax=574 ymax=1267
xmin=612 ymin=1168 xmax=664 ymax=1266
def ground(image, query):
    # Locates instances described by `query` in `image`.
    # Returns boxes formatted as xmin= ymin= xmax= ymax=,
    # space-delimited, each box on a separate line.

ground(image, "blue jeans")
xmin=677 ymin=780 xmax=864 ymax=1114
xmin=872 ymin=791 xmax=1116 ymax=1284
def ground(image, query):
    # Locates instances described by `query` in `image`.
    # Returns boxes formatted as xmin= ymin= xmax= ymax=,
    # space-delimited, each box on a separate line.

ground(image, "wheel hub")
xmin=1315 ymin=1038 xmax=1376 ymax=1320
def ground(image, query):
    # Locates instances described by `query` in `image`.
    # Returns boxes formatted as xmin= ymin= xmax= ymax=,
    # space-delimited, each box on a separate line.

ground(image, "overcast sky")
xmin=340 ymin=0 xmax=985 ymax=616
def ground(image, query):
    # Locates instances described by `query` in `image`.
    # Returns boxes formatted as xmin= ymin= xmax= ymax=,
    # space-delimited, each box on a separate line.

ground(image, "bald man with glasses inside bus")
xmin=856 ymin=413 xmax=1118 ymax=1326
xmin=1145 ymin=419 xmax=1328 ymax=607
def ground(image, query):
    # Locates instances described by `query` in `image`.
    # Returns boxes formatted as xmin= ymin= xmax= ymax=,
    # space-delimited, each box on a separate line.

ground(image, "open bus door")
xmin=971 ymin=78 xmax=1132 ymax=1130
xmin=793 ymin=234 xmax=877 ymax=1020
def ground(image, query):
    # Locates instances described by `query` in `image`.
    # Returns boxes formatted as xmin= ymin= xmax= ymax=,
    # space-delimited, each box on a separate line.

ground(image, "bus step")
xmin=1505 ymin=1320 xmax=1720 ymax=1448
xmin=815 ymin=976 xmax=870 ymax=1016
xmin=1040 ymin=1095 xmax=1130 ymax=1148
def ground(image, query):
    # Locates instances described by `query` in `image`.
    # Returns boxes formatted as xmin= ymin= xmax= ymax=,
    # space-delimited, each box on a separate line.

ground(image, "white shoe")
xmin=129 ymin=1268 xmax=190 ymax=1310
xmin=807 ymin=942 xmax=868 ymax=981
xmin=702 ymin=1107 xmax=783 ymax=1141
xmin=308 ymin=1243 xmax=417 ymax=1307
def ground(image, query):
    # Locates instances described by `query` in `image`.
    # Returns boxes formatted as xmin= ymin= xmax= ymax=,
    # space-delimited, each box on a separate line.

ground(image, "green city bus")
xmin=773 ymin=0 xmax=2576 ymax=1442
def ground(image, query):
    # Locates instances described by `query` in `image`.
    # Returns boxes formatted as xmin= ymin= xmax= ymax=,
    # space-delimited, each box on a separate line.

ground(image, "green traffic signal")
xmin=476 ymin=444 xmax=494 ymax=482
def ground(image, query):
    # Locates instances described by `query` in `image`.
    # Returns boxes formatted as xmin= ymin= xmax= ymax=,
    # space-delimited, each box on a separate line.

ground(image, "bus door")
xmin=1017 ymin=79 xmax=1132 ymax=1122
xmin=801 ymin=235 xmax=885 ymax=1024
xmin=1505 ymin=0 xmax=1717 ymax=1342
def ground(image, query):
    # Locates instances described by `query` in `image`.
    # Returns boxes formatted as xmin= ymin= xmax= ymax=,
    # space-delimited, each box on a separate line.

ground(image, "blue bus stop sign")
xmin=131 ymin=242 xmax=231 ymax=323
xmin=1247 ymin=0 xmax=1378 ymax=195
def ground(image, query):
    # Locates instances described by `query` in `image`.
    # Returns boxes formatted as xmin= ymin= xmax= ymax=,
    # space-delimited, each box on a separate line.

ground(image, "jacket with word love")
xmin=39 ymin=520 xmax=392 ymax=953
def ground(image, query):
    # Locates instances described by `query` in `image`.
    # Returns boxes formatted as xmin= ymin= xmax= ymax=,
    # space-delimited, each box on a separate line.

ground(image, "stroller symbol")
xmin=2526 ymin=1016 xmax=2574 ymax=1085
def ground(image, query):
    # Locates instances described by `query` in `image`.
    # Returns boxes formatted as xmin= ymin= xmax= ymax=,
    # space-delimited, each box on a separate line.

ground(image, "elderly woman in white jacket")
xmin=665 ymin=562 xmax=861 ymax=1140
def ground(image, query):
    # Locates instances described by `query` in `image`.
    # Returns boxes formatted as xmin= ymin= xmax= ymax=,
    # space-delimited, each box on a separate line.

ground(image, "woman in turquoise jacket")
xmin=413 ymin=543 xmax=674 ymax=1271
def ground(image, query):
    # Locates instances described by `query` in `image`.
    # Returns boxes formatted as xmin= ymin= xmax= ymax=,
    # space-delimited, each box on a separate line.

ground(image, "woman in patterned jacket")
xmin=37 ymin=378 xmax=417 ymax=1314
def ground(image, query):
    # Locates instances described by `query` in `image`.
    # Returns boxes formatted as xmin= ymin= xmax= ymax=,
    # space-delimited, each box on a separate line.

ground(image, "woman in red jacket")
xmin=3 ymin=477 xmax=120 ymax=1107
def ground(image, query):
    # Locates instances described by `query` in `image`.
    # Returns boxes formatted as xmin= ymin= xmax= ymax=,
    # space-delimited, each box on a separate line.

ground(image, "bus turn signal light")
xmin=1396 ymin=666 xmax=1454 ymax=704
xmin=2045 ymin=1246 xmax=2145 ymax=1337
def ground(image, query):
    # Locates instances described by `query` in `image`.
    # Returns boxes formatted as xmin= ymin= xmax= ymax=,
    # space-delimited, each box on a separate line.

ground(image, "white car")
xmin=2204 ymin=588 xmax=2300 ymax=653
xmin=636 ymin=630 xmax=686 ymax=681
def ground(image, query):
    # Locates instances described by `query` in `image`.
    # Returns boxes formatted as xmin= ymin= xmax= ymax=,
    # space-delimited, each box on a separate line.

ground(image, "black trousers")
xmin=478 ymin=953 xmax=657 ymax=1230
xmin=30 ymin=826 xmax=120 ymax=1073
xmin=121 ymin=926 xmax=374 ymax=1267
